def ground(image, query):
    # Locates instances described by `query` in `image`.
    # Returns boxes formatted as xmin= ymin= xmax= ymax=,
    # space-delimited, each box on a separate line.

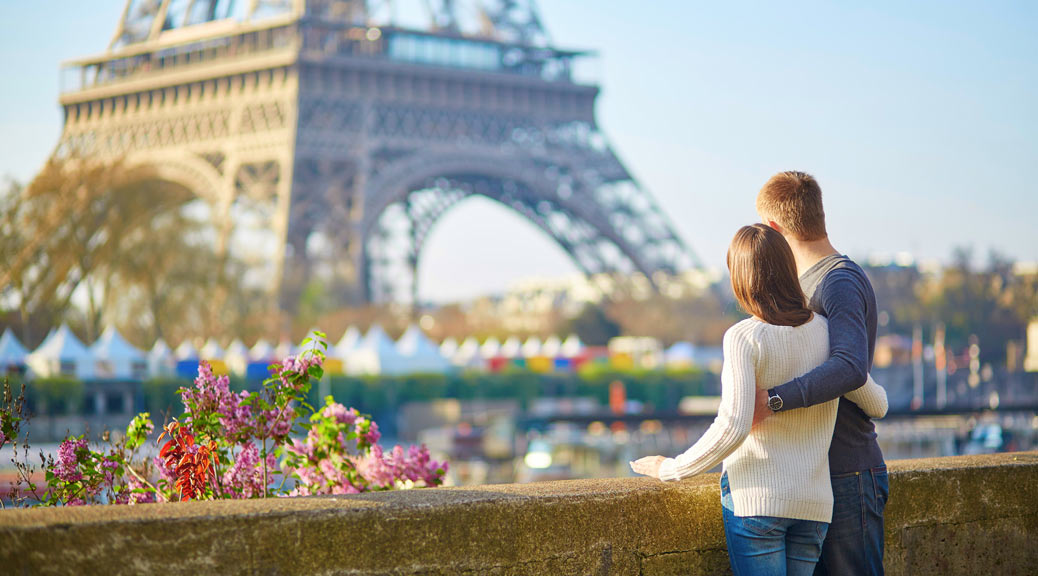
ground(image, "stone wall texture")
xmin=1 ymin=451 xmax=1036 ymax=575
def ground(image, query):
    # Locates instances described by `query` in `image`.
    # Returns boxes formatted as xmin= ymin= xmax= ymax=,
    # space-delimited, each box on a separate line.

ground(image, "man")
xmin=752 ymin=171 xmax=888 ymax=575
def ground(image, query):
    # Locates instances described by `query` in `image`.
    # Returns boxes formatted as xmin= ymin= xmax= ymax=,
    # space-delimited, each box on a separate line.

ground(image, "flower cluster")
xmin=221 ymin=443 xmax=276 ymax=499
xmin=36 ymin=329 xmax=448 ymax=506
xmin=45 ymin=435 xmax=123 ymax=506
xmin=279 ymin=354 xmax=323 ymax=390
xmin=283 ymin=396 xmax=447 ymax=495
xmin=115 ymin=474 xmax=157 ymax=505
xmin=54 ymin=437 xmax=88 ymax=483
xmin=362 ymin=444 xmax=448 ymax=489
xmin=181 ymin=362 xmax=249 ymax=442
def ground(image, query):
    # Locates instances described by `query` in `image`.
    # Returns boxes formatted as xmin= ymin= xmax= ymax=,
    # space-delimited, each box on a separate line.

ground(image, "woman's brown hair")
xmin=727 ymin=224 xmax=813 ymax=327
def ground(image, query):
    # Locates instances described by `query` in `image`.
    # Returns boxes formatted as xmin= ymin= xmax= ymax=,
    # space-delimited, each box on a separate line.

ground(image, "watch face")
xmin=768 ymin=395 xmax=783 ymax=411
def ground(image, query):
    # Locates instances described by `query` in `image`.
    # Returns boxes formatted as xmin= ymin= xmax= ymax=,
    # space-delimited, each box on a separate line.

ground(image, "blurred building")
xmin=1025 ymin=319 xmax=1038 ymax=373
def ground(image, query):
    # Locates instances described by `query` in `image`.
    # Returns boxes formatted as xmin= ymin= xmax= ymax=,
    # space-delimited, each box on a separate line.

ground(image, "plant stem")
xmin=124 ymin=464 xmax=167 ymax=503
xmin=210 ymin=450 xmax=222 ymax=495
xmin=261 ymin=437 xmax=268 ymax=498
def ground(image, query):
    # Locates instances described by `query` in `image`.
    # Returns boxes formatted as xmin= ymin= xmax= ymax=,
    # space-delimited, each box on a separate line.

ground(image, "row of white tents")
xmin=1 ymin=324 xmax=712 ymax=381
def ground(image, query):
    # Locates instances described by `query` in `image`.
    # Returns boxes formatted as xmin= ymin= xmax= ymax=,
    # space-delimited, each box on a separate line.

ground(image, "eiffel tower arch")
xmin=56 ymin=0 xmax=699 ymax=308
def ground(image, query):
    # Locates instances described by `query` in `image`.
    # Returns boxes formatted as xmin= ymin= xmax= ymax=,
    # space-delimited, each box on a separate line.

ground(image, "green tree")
xmin=567 ymin=304 xmax=621 ymax=346
xmin=1 ymin=157 xmax=273 ymax=348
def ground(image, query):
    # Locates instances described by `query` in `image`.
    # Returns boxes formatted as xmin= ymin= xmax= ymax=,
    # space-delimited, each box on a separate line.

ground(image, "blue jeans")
xmin=814 ymin=466 xmax=889 ymax=576
xmin=721 ymin=472 xmax=829 ymax=576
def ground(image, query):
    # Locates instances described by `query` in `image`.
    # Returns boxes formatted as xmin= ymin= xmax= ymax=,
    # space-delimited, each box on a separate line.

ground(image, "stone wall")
xmin=2 ymin=451 xmax=1036 ymax=575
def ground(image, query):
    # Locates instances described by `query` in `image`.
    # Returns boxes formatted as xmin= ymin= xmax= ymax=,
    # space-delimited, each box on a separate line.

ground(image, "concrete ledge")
xmin=2 ymin=451 xmax=1036 ymax=575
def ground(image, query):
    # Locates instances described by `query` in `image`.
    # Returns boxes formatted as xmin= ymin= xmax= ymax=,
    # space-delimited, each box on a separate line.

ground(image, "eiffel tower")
xmin=57 ymin=0 xmax=699 ymax=308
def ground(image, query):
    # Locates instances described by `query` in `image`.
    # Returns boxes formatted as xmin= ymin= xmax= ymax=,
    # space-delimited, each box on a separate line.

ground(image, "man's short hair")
xmin=756 ymin=171 xmax=828 ymax=241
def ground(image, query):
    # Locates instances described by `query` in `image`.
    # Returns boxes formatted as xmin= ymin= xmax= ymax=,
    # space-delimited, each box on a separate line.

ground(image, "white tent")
xmin=148 ymin=338 xmax=176 ymax=378
xmin=249 ymin=339 xmax=275 ymax=362
xmin=199 ymin=338 xmax=225 ymax=360
xmin=397 ymin=325 xmax=451 ymax=374
xmin=521 ymin=336 xmax=543 ymax=358
xmin=664 ymin=341 xmax=696 ymax=369
xmin=333 ymin=326 xmax=362 ymax=360
xmin=439 ymin=337 xmax=459 ymax=359
xmin=90 ymin=326 xmax=147 ymax=380
xmin=175 ymin=340 xmax=199 ymax=361
xmin=0 ymin=329 xmax=29 ymax=373
xmin=479 ymin=337 xmax=501 ymax=359
xmin=500 ymin=336 xmax=522 ymax=359
xmin=27 ymin=324 xmax=94 ymax=380
xmin=561 ymin=334 xmax=584 ymax=358
xmin=345 ymin=324 xmax=405 ymax=376
xmin=454 ymin=337 xmax=483 ymax=368
xmin=225 ymin=338 xmax=250 ymax=375
xmin=274 ymin=337 xmax=298 ymax=360
xmin=541 ymin=335 xmax=563 ymax=358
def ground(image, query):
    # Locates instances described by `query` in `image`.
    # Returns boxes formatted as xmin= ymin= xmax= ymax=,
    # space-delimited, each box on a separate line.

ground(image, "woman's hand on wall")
xmin=630 ymin=456 xmax=666 ymax=479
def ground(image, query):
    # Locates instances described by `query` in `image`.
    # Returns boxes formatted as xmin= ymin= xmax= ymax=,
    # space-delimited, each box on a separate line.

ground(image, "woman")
xmin=630 ymin=224 xmax=887 ymax=576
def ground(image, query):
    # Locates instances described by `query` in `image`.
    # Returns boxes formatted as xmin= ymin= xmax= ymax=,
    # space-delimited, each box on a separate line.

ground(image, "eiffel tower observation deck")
xmin=56 ymin=0 xmax=699 ymax=308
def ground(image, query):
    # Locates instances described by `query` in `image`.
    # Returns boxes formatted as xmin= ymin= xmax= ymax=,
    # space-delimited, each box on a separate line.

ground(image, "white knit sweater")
xmin=657 ymin=315 xmax=887 ymax=523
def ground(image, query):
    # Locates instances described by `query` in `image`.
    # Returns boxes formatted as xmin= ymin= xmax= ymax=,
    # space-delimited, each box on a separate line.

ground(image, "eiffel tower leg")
xmin=215 ymin=155 xmax=237 ymax=258
xmin=407 ymin=196 xmax=420 ymax=318
xmin=354 ymin=152 xmax=373 ymax=307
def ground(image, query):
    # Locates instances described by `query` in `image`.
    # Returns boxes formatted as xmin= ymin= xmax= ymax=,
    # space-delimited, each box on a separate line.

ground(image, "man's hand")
xmin=630 ymin=456 xmax=666 ymax=479
xmin=752 ymin=388 xmax=774 ymax=427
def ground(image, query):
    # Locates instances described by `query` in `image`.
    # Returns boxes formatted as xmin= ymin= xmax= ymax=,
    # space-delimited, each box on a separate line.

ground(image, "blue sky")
xmin=1 ymin=1 xmax=1035 ymax=302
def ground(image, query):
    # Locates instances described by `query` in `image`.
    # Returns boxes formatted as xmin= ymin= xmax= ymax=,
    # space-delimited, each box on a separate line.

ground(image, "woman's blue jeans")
xmin=721 ymin=472 xmax=829 ymax=576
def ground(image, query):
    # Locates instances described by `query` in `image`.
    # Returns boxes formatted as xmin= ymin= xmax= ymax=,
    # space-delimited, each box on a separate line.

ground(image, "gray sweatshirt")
xmin=767 ymin=254 xmax=886 ymax=475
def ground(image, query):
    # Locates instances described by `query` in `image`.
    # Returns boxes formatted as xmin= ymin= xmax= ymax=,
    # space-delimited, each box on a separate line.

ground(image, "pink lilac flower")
xmin=357 ymin=443 xmax=447 ymax=489
xmin=362 ymin=421 xmax=381 ymax=446
xmin=357 ymin=444 xmax=395 ymax=489
xmin=263 ymin=408 xmax=294 ymax=439
xmin=115 ymin=475 xmax=156 ymax=505
xmin=287 ymin=437 xmax=314 ymax=459
xmin=321 ymin=402 xmax=358 ymax=427
xmin=334 ymin=480 xmax=361 ymax=495
xmin=278 ymin=353 xmax=324 ymax=391
xmin=290 ymin=465 xmax=324 ymax=494
xmin=181 ymin=361 xmax=233 ymax=415
xmin=222 ymin=443 xmax=267 ymax=499
xmin=101 ymin=458 xmax=119 ymax=486
xmin=184 ymin=362 xmax=262 ymax=443
xmin=220 ymin=390 xmax=254 ymax=442
xmin=153 ymin=455 xmax=174 ymax=483
xmin=54 ymin=437 xmax=88 ymax=483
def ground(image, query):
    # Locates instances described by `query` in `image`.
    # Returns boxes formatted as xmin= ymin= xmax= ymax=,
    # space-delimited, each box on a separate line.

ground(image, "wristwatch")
xmin=767 ymin=390 xmax=783 ymax=412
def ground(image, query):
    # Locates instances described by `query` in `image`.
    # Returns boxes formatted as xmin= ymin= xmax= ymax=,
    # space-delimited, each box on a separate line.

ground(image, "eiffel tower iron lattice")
xmin=57 ymin=0 xmax=700 ymax=308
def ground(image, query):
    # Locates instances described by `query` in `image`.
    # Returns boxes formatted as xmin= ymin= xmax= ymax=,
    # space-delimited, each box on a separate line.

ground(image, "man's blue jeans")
xmin=814 ymin=466 xmax=889 ymax=576
xmin=720 ymin=472 xmax=829 ymax=576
